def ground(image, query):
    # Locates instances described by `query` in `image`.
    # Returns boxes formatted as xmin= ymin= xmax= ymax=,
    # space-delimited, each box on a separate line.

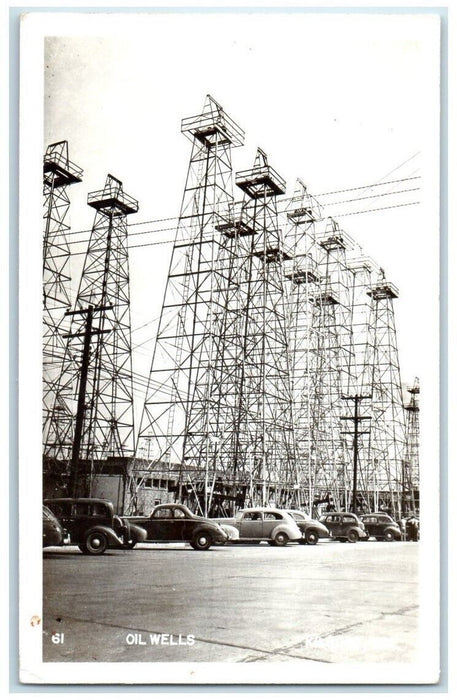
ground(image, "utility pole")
xmin=64 ymin=305 xmax=112 ymax=497
xmin=341 ymin=394 xmax=372 ymax=513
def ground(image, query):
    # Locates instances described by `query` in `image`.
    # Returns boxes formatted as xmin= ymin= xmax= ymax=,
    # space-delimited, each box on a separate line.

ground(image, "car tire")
xmin=190 ymin=532 xmax=212 ymax=551
xmin=347 ymin=530 xmax=359 ymax=543
xmin=84 ymin=531 xmax=108 ymax=555
xmin=273 ymin=531 xmax=289 ymax=547
xmin=384 ymin=531 xmax=395 ymax=542
xmin=305 ymin=530 xmax=319 ymax=545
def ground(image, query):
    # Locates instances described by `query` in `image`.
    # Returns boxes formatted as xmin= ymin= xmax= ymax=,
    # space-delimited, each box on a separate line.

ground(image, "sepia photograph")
xmin=18 ymin=7 xmax=441 ymax=686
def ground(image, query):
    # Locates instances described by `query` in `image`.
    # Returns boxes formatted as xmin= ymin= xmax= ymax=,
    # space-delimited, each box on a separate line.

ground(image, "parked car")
xmin=287 ymin=509 xmax=330 ymax=544
xmin=213 ymin=507 xmax=302 ymax=546
xmin=43 ymin=505 xmax=66 ymax=548
xmin=319 ymin=512 xmax=367 ymax=542
xmin=44 ymin=498 xmax=147 ymax=555
xmin=126 ymin=503 xmax=229 ymax=550
xmin=360 ymin=513 xmax=401 ymax=541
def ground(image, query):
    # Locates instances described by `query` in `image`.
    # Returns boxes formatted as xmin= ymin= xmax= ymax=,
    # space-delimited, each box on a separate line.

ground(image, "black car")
xmin=126 ymin=503 xmax=228 ymax=550
xmin=43 ymin=505 xmax=66 ymax=548
xmin=44 ymin=498 xmax=147 ymax=555
xmin=319 ymin=512 xmax=368 ymax=542
xmin=360 ymin=513 xmax=401 ymax=541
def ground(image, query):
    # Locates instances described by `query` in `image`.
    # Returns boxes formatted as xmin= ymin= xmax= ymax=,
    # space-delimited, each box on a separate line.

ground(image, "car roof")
xmin=322 ymin=511 xmax=358 ymax=517
xmin=239 ymin=507 xmax=290 ymax=514
xmin=44 ymin=498 xmax=113 ymax=506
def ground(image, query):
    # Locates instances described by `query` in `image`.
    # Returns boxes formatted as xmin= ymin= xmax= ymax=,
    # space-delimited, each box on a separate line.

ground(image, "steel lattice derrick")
xmin=135 ymin=96 xmax=245 ymax=513
xmin=45 ymin=175 xmax=138 ymax=471
xmin=403 ymin=377 xmax=420 ymax=507
xmin=345 ymin=255 xmax=378 ymax=507
xmin=43 ymin=141 xmax=83 ymax=439
xmin=363 ymin=272 xmax=407 ymax=519
xmin=310 ymin=218 xmax=357 ymax=507
xmin=229 ymin=148 xmax=296 ymax=507
xmin=283 ymin=179 xmax=325 ymax=510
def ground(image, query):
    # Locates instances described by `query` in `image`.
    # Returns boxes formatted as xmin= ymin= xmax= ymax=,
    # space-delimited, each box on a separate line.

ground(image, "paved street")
xmin=43 ymin=541 xmax=418 ymax=664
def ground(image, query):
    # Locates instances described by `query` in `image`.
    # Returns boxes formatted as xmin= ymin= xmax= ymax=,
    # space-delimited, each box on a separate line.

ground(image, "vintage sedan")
xmin=360 ymin=513 xmax=401 ymax=541
xmin=43 ymin=505 xmax=66 ymax=548
xmin=213 ymin=507 xmax=302 ymax=546
xmin=126 ymin=503 xmax=229 ymax=550
xmin=319 ymin=512 xmax=368 ymax=542
xmin=44 ymin=498 xmax=147 ymax=555
xmin=287 ymin=509 xmax=330 ymax=544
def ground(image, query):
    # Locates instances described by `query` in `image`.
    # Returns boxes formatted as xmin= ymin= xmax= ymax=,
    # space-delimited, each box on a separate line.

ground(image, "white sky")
xmin=42 ymin=11 xmax=440 ymax=399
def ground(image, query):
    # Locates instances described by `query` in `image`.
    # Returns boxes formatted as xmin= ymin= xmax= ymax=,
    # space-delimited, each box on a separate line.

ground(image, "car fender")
xmin=271 ymin=522 xmax=301 ymax=541
xmin=306 ymin=522 xmax=329 ymax=537
xmin=385 ymin=526 xmax=401 ymax=539
xmin=128 ymin=523 xmax=148 ymax=543
xmin=83 ymin=525 xmax=124 ymax=548
xmin=353 ymin=526 xmax=368 ymax=539
xmin=193 ymin=523 xmax=228 ymax=543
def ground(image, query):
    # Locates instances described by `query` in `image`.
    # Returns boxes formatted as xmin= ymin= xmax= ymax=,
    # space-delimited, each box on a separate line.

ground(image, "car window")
xmin=173 ymin=508 xmax=186 ymax=518
xmin=264 ymin=512 xmax=282 ymax=520
xmin=342 ymin=516 xmax=356 ymax=523
xmin=326 ymin=515 xmax=340 ymax=523
xmin=72 ymin=503 xmax=92 ymax=516
xmin=153 ymin=508 xmax=172 ymax=519
xmin=242 ymin=512 xmax=262 ymax=521
xmin=290 ymin=512 xmax=305 ymax=521
xmin=91 ymin=503 xmax=109 ymax=517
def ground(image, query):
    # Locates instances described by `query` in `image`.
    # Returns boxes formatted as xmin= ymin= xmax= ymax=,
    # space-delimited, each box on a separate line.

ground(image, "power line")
xmin=60 ymin=175 xmax=422 ymax=239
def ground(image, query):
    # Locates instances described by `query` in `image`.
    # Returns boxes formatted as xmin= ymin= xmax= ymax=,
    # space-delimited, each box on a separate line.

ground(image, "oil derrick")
xmin=42 ymin=141 xmax=82 ymax=439
xmin=135 ymin=96 xmax=245 ymax=514
xmin=345 ymin=254 xmax=378 ymax=508
xmin=232 ymin=148 xmax=295 ymax=508
xmin=283 ymin=179 xmax=324 ymax=510
xmin=403 ymin=377 xmax=420 ymax=513
xmin=312 ymin=219 xmax=357 ymax=509
xmin=364 ymin=271 xmax=406 ymax=518
xmin=45 ymin=175 xmax=138 ymax=493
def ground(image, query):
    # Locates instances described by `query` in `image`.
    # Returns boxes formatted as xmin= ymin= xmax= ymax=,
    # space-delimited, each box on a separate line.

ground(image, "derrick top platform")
xmin=236 ymin=164 xmax=286 ymax=199
xmin=88 ymin=175 xmax=138 ymax=216
xmin=43 ymin=141 xmax=83 ymax=187
xmin=181 ymin=96 xmax=244 ymax=148
xmin=367 ymin=281 xmax=399 ymax=300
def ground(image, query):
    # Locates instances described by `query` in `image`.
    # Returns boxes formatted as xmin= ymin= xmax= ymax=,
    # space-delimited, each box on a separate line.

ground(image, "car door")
xmin=237 ymin=511 xmax=263 ymax=539
xmin=147 ymin=506 xmax=177 ymax=541
xmin=263 ymin=512 xmax=283 ymax=539
xmin=326 ymin=514 xmax=342 ymax=537
xmin=170 ymin=506 xmax=192 ymax=540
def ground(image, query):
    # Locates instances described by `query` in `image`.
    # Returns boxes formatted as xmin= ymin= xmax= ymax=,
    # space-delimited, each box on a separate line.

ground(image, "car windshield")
xmin=290 ymin=511 xmax=309 ymax=522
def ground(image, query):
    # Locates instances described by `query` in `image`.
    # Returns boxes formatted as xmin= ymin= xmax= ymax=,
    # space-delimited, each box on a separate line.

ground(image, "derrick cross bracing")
xmin=44 ymin=175 xmax=138 ymax=495
xmin=42 ymin=141 xmax=82 ymax=440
